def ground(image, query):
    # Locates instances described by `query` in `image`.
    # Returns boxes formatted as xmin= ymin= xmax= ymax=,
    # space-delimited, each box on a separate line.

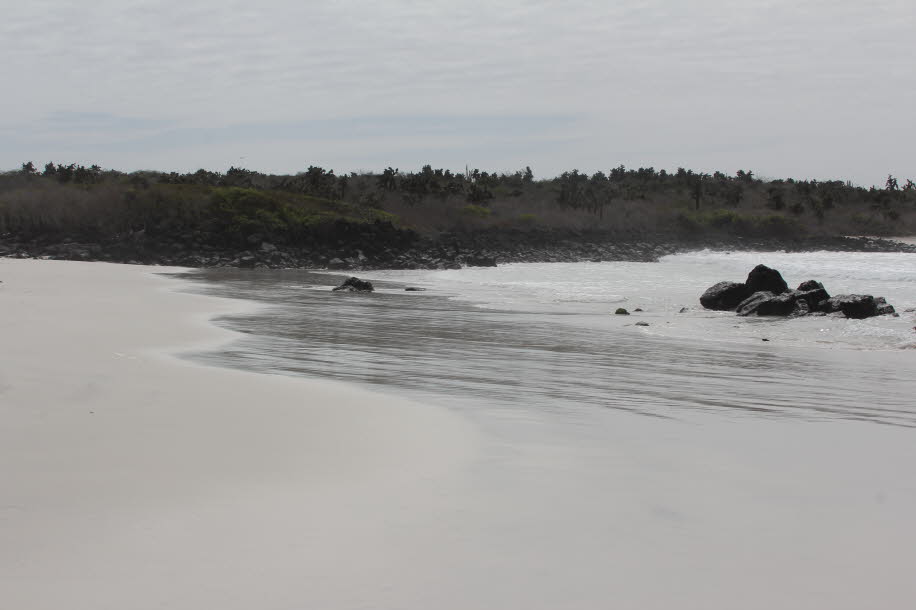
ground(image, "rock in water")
xmin=737 ymin=290 xmax=795 ymax=316
xmin=700 ymin=281 xmax=751 ymax=310
xmin=874 ymin=297 xmax=896 ymax=315
xmin=797 ymin=280 xmax=825 ymax=292
xmin=615 ymin=308 xmax=630 ymax=315
xmin=745 ymin=264 xmax=789 ymax=295
xmin=736 ymin=291 xmax=799 ymax=316
xmin=795 ymin=286 xmax=830 ymax=311
xmin=332 ymin=277 xmax=375 ymax=292
xmin=822 ymin=294 xmax=876 ymax=319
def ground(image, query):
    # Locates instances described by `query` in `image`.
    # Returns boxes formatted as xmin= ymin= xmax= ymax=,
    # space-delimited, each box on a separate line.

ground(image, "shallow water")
xmin=178 ymin=249 xmax=916 ymax=609
xmin=184 ymin=250 xmax=916 ymax=427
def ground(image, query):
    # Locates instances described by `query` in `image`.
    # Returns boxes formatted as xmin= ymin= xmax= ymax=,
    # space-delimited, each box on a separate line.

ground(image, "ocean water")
xmin=178 ymin=249 xmax=916 ymax=609
xmin=184 ymin=249 xmax=916 ymax=427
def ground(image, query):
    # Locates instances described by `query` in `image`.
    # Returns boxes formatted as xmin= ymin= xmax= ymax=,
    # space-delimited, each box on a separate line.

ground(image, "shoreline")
xmin=3 ymin=231 xmax=915 ymax=271
xmin=0 ymin=259 xmax=477 ymax=609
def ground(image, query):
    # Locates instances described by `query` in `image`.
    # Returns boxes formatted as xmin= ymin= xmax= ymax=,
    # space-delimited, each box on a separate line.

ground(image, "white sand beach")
xmin=0 ymin=259 xmax=477 ymax=609
xmin=3 ymin=259 xmax=916 ymax=610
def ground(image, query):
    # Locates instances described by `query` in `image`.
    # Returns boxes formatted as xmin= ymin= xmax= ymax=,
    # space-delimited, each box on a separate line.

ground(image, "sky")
xmin=2 ymin=0 xmax=914 ymax=185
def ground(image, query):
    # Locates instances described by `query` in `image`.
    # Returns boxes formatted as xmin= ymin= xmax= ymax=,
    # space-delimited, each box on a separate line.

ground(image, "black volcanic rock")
xmin=875 ymin=297 xmax=896 ymax=316
xmin=797 ymin=280 xmax=825 ymax=292
xmin=745 ymin=264 xmax=789 ymax=295
xmin=822 ymin=294 xmax=876 ymax=319
xmin=736 ymin=291 xmax=776 ymax=316
xmin=736 ymin=291 xmax=799 ymax=316
xmin=332 ymin=277 xmax=375 ymax=292
xmin=795 ymin=287 xmax=830 ymax=311
xmin=700 ymin=281 xmax=751 ymax=311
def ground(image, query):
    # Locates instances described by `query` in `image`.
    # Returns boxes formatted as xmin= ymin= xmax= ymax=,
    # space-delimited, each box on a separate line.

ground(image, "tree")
xmin=736 ymin=169 xmax=755 ymax=184
xmin=886 ymin=174 xmax=899 ymax=191
xmin=766 ymin=188 xmax=785 ymax=210
xmin=378 ymin=167 xmax=398 ymax=191
xmin=20 ymin=161 xmax=36 ymax=175
xmin=689 ymin=173 xmax=706 ymax=210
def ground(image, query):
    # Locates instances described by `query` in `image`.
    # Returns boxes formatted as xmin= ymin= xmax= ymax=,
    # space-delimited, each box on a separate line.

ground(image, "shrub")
xmin=461 ymin=204 xmax=492 ymax=218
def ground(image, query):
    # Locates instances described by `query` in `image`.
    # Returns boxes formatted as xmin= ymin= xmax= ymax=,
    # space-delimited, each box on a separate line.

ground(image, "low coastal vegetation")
xmin=1 ymin=162 xmax=914 ymax=267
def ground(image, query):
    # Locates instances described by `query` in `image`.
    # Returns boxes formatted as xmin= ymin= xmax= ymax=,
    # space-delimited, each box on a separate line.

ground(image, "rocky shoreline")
xmin=1 ymin=230 xmax=914 ymax=270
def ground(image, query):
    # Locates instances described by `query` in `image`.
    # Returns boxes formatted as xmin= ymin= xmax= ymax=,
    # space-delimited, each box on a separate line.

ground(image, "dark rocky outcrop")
xmin=745 ymin=264 xmax=788 ymax=295
xmin=615 ymin=308 xmax=630 ymax=315
xmin=700 ymin=281 xmax=751 ymax=310
xmin=332 ymin=277 xmax=374 ymax=292
xmin=4 ymin=232 xmax=915 ymax=272
xmin=703 ymin=265 xmax=896 ymax=320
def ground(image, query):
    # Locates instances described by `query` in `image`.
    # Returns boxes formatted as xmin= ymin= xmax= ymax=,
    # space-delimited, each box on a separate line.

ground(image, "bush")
xmin=461 ymin=204 xmax=492 ymax=218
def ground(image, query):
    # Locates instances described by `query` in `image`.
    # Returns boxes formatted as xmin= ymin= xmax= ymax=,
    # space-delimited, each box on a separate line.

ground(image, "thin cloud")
xmin=1 ymin=0 xmax=914 ymax=182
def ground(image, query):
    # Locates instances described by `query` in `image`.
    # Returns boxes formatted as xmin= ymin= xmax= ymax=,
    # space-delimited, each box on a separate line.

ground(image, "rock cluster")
xmin=700 ymin=265 xmax=896 ymax=319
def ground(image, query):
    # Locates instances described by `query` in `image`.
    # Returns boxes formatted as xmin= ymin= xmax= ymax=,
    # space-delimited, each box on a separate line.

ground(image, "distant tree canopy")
xmin=1 ymin=161 xmax=913 ymax=241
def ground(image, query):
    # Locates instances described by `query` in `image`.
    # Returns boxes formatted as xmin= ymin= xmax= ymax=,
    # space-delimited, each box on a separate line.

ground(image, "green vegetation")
xmin=1 ymin=161 xmax=913 ymax=249
xmin=461 ymin=204 xmax=492 ymax=218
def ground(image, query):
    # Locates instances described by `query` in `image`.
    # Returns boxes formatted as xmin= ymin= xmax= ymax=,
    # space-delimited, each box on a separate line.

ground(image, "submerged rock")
xmin=700 ymin=281 xmax=751 ymax=310
xmin=332 ymin=277 xmax=375 ymax=292
xmin=404 ymin=287 xmax=426 ymax=292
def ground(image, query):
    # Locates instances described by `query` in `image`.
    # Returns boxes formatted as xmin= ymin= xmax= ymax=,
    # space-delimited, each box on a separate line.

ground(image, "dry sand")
xmin=0 ymin=259 xmax=476 ymax=609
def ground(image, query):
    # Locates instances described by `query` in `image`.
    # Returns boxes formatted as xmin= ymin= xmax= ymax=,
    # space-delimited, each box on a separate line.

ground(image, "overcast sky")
xmin=2 ymin=0 xmax=913 ymax=185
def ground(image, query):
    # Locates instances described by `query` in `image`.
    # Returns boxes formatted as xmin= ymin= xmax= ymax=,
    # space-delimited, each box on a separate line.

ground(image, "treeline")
xmin=2 ymin=161 xmax=914 ymax=249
